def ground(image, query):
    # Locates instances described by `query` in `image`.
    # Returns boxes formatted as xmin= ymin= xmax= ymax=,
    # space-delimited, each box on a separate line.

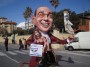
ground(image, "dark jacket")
xmin=4 ymin=37 xmax=8 ymax=45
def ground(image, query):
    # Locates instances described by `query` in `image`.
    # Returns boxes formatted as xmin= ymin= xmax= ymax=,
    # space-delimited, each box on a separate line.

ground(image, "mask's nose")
xmin=44 ymin=15 xmax=48 ymax=20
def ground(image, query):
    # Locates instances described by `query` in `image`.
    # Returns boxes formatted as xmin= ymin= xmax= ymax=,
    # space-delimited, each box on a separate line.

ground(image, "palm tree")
xmin=23 ymin=7 xmax=32 ymax=30
xmin=50 ymin=0 xmax=59 ymax=12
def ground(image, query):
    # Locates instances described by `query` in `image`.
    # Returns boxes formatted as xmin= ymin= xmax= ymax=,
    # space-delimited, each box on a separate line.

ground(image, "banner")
xmin=29 ymin=44 xmax=43 ymax=57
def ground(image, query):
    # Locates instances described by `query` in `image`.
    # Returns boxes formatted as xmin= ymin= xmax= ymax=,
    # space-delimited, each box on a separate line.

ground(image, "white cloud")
xmin=17 ymin=19 xmax=32 ymax=30
xmin=17 ymin=22 xmax=25 ymax=29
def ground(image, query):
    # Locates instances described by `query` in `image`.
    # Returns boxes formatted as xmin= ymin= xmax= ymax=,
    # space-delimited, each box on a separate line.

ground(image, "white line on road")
xmin=0 ymin=52 xmax=19 ymax=63
xmin=5 ymin=55 xmax=20 ymax=63
xmin=55 ymin=51 xmax=90 ymax=57
xmin=7 ymin=51 xmax=17 ymax=55
xmin=14 ymin=50 xmax=27 ymax=54
xmin=22 ymin=50 xmax=29 ymax=53
xmin=0 ymin=52 xmax=6 ymax=56
xmin=74 ymin=51 xmax=90 ymax=54
xmin=74 ymin=60 xmax=85 ymax=64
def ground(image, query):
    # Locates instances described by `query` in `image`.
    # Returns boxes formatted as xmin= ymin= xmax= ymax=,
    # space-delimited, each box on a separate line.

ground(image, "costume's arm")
xmin=50 ymin=35 xmax=74 ymax=44
xmin=50 ymin=35 xmax=68 ymax=44
xmin=26 ymin=35 xmax=33 ymax=46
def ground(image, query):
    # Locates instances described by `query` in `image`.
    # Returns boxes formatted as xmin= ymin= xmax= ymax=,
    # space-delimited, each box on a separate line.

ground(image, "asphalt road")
xmin=0 ymin=43 xmax=90 ymax=67
xmin=55 ymin=50 xmax=90 ymax=67
xmin=0 ymin=43 xmax=30 ymax=67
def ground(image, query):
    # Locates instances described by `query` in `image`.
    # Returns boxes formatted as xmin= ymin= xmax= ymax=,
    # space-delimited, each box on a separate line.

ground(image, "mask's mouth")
xmin=35 ymin=35 xmax=40 ymax=39
xmin=41 ymin=23 xmax=49 ymax=28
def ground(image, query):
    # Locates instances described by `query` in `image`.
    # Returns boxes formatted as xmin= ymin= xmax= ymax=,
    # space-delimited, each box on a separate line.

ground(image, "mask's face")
xmin=32 ymin=7 xmax=53 ymax=32
xmin=34 ymin=31 xmax=41 ymax=39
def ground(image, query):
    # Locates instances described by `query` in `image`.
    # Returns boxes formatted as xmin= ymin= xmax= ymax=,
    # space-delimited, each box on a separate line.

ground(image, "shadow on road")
xmin=56 ymin=55 xmax=74 ymax=64
xmin=73 ymin=49 xmax=90 ymax=51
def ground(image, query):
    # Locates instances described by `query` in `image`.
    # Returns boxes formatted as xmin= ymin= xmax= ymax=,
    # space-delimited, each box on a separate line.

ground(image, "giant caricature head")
xmin=32 ymin=6 xmax=53 ymax=33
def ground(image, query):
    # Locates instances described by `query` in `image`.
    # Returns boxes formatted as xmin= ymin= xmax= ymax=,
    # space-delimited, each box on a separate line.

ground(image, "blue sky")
xmin=0 ymin=0 xmax=90 ymax=24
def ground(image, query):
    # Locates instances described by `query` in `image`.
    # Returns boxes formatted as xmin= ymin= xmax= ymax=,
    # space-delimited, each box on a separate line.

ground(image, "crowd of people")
xmin=4 ymin=36 xmax=28 ymax=51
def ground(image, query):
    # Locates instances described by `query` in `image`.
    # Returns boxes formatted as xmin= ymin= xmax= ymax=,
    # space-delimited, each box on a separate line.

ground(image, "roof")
xmin=0 ymin=17 xmax=7 ymax=19
xmin=78 ymin=13 xmax=90 ymax=16
xmin=79 ymin=16 xmax=90 ymax=20
xmin=78 ymin=13 xmax=90 ymax=20
xmin=0 ymin=21 xmax=17 ymax=25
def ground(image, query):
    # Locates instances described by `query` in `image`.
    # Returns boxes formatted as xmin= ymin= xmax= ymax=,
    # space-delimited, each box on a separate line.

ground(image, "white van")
xmin=65 ymin=32 xmax=90 ymax=51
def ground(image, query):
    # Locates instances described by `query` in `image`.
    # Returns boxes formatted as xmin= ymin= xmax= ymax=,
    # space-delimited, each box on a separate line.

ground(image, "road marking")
xmin=74 ymin=60 xmax=88 ymax=64
xmin=0 ymin=50 xmax=28 ymax=56
xmin=73 ymin=51 xmax=90 ymax=54
xmin=5 ymin=55 xmax=19 ymax=63
xmin=22 ymin=50 xmax=29 ymax=53
xmin=55 ymin=51 xmax=90 ymax=57
xmin=0 ymin=51 xmax=19 ymax=63
xmin=7 ymin=51 xmax=17 ymax=55
xmin=0 ymin=52 xmax=6 ymax=56
xmin=14 ymin=50 xmax=27 ymax=54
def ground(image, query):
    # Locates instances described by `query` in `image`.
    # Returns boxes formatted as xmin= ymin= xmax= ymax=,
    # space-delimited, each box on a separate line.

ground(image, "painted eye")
xmin=38 ymin=13 xmax=44 ymax=18
xmin=31 ymin=48 xmax=38 ymax=52
xmin=48 ymin=14 xmax=53 ymax=18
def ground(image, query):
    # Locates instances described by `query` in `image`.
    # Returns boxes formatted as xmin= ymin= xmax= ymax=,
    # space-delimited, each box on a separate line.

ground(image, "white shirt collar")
xmin=40 ymin=31 xmax=51 ymax=43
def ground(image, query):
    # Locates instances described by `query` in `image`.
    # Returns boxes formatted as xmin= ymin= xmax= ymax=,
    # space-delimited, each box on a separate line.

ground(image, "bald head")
xmin=34 ymin=6 xmax=52 ymax=16
xmin=32 ymin=6 xmax=53 ymax=32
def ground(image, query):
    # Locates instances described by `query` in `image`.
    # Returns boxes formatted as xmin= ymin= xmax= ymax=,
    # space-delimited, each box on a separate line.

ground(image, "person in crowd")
xmin=4 ymin=36 xmax=9 ymax=51
xmin=23 ymin=38 xmax=27 ymax=50
xmin=26 ymin=6 xmax=74 ymax=67
xmin=19 ymin=38 xmax=24 ymax=50
xmin=12 ymin=34 xmax=15 ymax=44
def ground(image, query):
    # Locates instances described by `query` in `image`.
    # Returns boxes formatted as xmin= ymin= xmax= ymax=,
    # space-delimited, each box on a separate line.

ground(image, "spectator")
xmin=4 ymin=36 xmax=9 ymax=51
xmin=19 ymin=38 xmax=24 ymax=50
xmin=23 ymin=38 xmax=27 ymax=50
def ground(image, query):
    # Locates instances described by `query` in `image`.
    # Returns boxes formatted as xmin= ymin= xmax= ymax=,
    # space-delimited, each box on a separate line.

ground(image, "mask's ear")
xmin=32 ymin=16 xmax=36 ymax=25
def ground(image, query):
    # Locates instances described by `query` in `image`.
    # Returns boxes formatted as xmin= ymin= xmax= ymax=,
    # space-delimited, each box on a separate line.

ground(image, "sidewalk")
xmin=0 ymin=42 xmax=30 ymax=50
xmin=0 ymin=42 xmax=18 ymax=49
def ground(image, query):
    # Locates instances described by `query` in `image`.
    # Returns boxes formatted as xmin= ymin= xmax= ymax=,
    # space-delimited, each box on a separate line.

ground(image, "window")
xmin=82 ymin=19 xmax=86 ymax=25
xmin=73 ymin=37 xmax=79 ymax=42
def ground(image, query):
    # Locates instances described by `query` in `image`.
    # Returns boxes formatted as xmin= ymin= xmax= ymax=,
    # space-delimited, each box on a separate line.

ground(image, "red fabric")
xmin=27 ymin=33 xmax=69 ymax=67
xmin=50 ymin=34 xmax=67 ymax=44
xmin=26 ymin=35 xmax=33 ymax=46
xmin=29 ymin=56 xmax=37 ymax=67
xmin=35 ymin=42 xmax=44 ymax=46
xmin=26 ymin=34 xmax=68 ymax=45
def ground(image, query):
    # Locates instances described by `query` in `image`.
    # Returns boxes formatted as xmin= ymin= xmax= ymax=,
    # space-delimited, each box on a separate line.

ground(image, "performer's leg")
xmin=47 ymin=51 xmax=60 ymax=67
xmin=47 ymin=51 xmax=55 ymax=63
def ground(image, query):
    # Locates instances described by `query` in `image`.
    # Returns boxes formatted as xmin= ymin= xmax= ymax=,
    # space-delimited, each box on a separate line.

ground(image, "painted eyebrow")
xmin=49 ymin=12 xmax=52 ymax=14
xmin=38 ymin=11 xmax=52 ymax=14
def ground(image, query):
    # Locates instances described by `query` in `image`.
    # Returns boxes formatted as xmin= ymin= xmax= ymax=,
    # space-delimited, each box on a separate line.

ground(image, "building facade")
xmin=0 ymin=17 xmax=17 ymax=36
xmin=78 ymin=13 xmax=90 ymax=31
